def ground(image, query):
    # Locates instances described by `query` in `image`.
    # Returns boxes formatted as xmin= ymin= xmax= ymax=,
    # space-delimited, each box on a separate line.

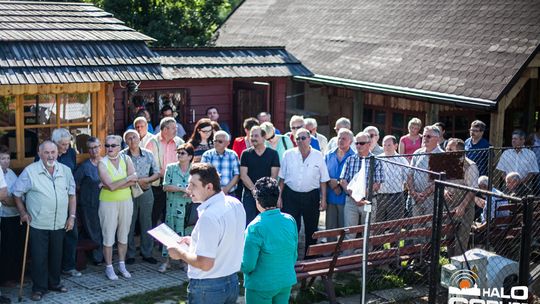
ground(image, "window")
xmin=0 ymin=93 xmax=95 ymax=164
xmin=363 ymin=106 xmax=424 ymax=138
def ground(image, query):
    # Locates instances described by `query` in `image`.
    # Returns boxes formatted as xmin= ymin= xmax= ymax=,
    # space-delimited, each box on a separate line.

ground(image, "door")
xmin=233 ymin=81 xmax=270 ymax=137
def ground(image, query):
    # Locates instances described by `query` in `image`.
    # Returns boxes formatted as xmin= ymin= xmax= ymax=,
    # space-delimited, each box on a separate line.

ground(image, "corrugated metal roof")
xmin=154 ymin=47 xmax=312 ymax=79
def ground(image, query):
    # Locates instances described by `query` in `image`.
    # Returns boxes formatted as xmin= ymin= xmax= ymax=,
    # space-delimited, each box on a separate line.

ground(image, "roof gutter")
xmin=294 ymin=74 xmax=498 ymax=110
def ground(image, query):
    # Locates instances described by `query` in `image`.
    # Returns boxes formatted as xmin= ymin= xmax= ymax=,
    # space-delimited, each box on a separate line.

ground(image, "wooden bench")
xmin=295 ymin=213 xmax=455 ymax=303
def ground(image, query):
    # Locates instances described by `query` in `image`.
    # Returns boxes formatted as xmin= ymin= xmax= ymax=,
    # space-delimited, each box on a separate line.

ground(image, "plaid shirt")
xmin=201 ymin=148 xmax=240 ymax=192
xmin=340 ymin=152 xmax=384 ymax=187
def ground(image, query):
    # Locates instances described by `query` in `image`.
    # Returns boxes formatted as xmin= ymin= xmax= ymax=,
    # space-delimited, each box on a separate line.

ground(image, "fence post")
xmin=518 ymin=196 xmax=534 ymax=286
xmin=486 ymin=147 xmax=494 ymax=249
xmin=429 ymin=173 xmax=446 ymax=303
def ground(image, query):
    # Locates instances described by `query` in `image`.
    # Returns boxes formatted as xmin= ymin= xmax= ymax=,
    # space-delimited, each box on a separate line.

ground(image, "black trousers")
xmin=281 ymin=185 xmax=320 ymax=256
xmin=151 ymin=185 xmax=166 ymax=227
xmin=29 ymin=227 xmax=65 ymax=293
xmin=0 ymin=216 xmax=26 ymax=283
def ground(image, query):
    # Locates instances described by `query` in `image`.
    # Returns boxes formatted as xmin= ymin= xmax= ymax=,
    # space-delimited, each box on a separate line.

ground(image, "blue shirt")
xmin=201 ymin=148 xmax=240 ymax=192
xmin=73 ymin=159 xmax=100 ymax=208
xmin=464 ymin=137 xmax=490 ymax=175
xmin=325 ymin=147 xmax=355 ymax=205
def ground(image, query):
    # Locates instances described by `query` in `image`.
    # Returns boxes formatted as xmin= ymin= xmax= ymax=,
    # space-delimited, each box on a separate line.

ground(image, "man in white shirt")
xmin=168 ymin=163 xmax=246 ymax=304
xmin=496 ymin=129 xmax=539 ymax=186
xmin=278 ymin=128 xmax=329 ymax=254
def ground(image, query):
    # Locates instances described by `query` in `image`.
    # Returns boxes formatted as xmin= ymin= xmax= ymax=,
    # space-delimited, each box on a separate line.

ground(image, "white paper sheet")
xmin=147 ymin=223 xmax=189 ymax=252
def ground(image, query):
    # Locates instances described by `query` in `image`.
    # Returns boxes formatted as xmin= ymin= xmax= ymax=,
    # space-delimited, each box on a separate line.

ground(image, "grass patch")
xmin=101 ymin=283 xmax=187 ymax=304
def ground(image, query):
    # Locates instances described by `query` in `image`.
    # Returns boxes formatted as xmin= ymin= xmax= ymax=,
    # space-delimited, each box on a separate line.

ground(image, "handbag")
xmin=184 ymin=202 xmax=200 ymax=228
xmin=131 ymin=182 xmax=144 ymax=198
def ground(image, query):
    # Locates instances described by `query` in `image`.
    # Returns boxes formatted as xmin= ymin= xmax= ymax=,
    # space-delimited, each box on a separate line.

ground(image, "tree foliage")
xmin=86 ymin=0 xmax=236 ymax=47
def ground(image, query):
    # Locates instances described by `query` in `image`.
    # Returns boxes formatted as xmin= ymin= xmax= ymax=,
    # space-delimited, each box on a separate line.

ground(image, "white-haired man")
xmin=363 ymin=126 xmax=383 ymax=155
xmin=257 ymin=112 xmax=281 ymax=134
xmin=285 ymin=115 xmax=320 ymax=150
xmin=201 ymin=130 xmax=240 ymax=195
xmin=305 ymin=118 xmax=328 ymax=154
xmin=327 ymin=117 xmax=355 ymax=153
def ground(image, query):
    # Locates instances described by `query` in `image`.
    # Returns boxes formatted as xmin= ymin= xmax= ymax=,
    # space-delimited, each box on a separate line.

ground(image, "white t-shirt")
xmin=377 ymin=153 xmax=409 ymax=194
xmin=279 ymin=148 xmax=330 ymax=193
xmin=0 ymin=168 xmax=18 ymax=217
xmin=496 ymin=148 xmax=539 ymax=178
xmin=187 ymin=192 xmax=246 ymax=279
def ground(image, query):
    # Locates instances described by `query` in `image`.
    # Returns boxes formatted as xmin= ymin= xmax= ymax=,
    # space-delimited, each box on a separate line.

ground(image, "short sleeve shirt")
xmin=496 ymin=148 xmax=539 ymax=178
xmin=409 ymin=146 xmax=444 ymax=192
xmin=201 ymin=148 xmax=240 ymax=191
xmin=240 ymin=147 xmax=280 ymax=183
xmin=279 ymin=148 xmax=330 ymax=192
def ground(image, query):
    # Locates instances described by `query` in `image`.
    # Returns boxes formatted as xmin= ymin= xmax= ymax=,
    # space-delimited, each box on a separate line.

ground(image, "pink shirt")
xmin=401 ymin=135 xmax=422 ymax=160
xmin=145 ymin=133 xmax=184 ymax=185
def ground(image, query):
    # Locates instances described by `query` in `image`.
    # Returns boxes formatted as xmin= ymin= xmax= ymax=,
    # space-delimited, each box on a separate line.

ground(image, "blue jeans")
xmin=188 ymin=273 xmax=239 ymax=304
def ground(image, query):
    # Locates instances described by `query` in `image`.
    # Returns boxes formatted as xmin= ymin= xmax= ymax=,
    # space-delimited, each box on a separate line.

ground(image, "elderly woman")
xmin=159 ymin=143 xmax=195 ymax=273
xmin=242 ymin=177 xmax=298 ymax=304
xmin=260 ymin=122 xmax=293 ymax=162
xmin=98 ymin=135 xmax=137 ymax=280
xmin=399 ymin=117 xmax=423 ymax=161
xmin=73 ymin=137 xmax=104 ymax=265
xmin=188 ymin=118 xmax=214 ymax=163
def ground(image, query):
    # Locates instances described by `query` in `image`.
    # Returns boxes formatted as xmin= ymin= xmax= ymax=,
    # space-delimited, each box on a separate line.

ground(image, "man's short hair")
xmin=123 ymin=129 xmax=139 ymax=142
xmin=382 ymin=135 xmax=397 ymax=145
xmin=289 ymin=115 xmax=304 ymax=128
xmin=257 ymin=112 xmax=271 ymax=120
xmin=160 ymin=117 xmax=176 ymax=131
xmin=206 ymin=106 xmax=218 ymax=115
xmin=335 ymin=117 xmax=351 ymax=129
xmin=447 ymin=138 xmax=465 ymax=150
xmin=363 ymin=126 xmax=379 ymax=136
xmin=133 ymin=116 xmax=147 ymax=126
xmin=39 ymin=140 xmax=57 ymax=152
xmin=250 ymin=125 xmax=266 ymax=138
xmin=51 ymin=128 xmax=72 ymax=144
xmin=213 ymin=130 xmax=230 ymax=141
xmin=86 ymin=136 xmax=100 ymax=147
xmin=304 ymin=118 xmax=318 ymax=128
xmin=0 ymin=145 xmax=9 ymax=155
xmin=512 ymin=129 xmax=526 ymax=139
xmin=295 ymin=127 xmax=310 ymax=139
xmin=506 ymin=172 xmax=521 ymax=182
xmin=254 ymin=177 xmax=280 ymax=208
xmin=355 ymin=131 xmax=370 ymax=141
xmin=160 ymin=105 xmax=173 ymax=115
xmin=471 ymin=120 xmax=486 ymax=132
xmin=243 ymin=117 xmax=260 ymax=131
xmin=423 ymin=125 xmax=441 ymax=137
xmin=478 ymin=175 xmax=489 ymax=187
xmin=190 ymin=163 xmax=221 ymax=194
xmin=337 ymin=128 xmax=354 ymax=140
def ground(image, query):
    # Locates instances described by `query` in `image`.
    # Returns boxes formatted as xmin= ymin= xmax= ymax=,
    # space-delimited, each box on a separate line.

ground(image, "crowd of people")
xmin=0 ymin=103 xmax=539 ymax=303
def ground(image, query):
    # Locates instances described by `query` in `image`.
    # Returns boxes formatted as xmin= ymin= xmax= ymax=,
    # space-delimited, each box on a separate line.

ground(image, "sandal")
xmin=48 ymin=285 xmax=68 ymax=293
xmin=31 ymin=291 xmax=43 ymax=301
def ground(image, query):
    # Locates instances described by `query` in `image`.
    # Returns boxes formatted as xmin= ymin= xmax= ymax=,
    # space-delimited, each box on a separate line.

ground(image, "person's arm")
xmin=277 ymin=179 xmax=285 ymax=208
xmin=162 ymin=165 xmax=187 ymax=193
xmin=241 ymin=226 xmax=262 ymax=275
xmin=0 ymin=186 xmax=6 ymax=202
xmin=168 ymin=249 xmax=215 ymax=271
xmin=223 ymin=175 xmax=239 ymax=194
xmin=98 ymin=161 xmax=136 ymax=191
xmin=319 ymin=182 xmax=327 ymax=210
xmin=13 ymin=169 xmax=31 ymax=223
xmin=65 ymin=194 xmax=76 ymax=231
xmin=240 ymin=166 xmax=255 ymax=194
xmin=270 ymin=167 xmax=279 ymax=179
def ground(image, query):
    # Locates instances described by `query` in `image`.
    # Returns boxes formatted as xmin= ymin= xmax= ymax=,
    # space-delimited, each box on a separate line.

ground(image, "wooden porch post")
xmin=353 ymin=90 xmax=363 ymax=134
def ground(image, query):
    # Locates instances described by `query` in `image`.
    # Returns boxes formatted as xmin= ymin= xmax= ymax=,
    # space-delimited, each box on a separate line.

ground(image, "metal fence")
xmin=338 ymin=146 xmax=540 ymax=302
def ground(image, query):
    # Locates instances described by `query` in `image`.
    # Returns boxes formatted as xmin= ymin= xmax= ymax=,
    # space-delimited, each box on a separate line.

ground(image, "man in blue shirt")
xmin=324 ymin=129 xmax=354 ymax=240
xmin=464 ymin=120 xmax=490 ymax=176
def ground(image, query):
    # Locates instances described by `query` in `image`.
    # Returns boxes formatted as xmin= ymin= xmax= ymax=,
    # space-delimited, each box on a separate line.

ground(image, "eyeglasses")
xmin=214 ymin=140 xmax=225 ymax=144
xmin=291 ymin=125 xmax=303 ymax=130
xmin=296 ymin=136 xmax=308 ymax=142
xmin=200 ymin=129 xmax=212 ymax=133
xmin=424 ymin=135 xmax=437 ymax=139
xmin=104 ymin=144 xmax=119 ymax=148
xmin=355 ymin=141 xmax=370 ymax=145
xmin=177 ymin=151 xmax=188 ymax=156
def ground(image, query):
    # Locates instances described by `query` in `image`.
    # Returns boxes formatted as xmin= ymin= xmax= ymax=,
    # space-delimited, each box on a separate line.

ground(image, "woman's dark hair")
xmin=177 ymin=143 xmax=195 ymax=161
xmin=189 ymin=163 xmax=221 ymax=194
xmin=254 ymin=177 xmax=280 ymax=208
xmin=188 ymin=118 xmax=213 ymax=148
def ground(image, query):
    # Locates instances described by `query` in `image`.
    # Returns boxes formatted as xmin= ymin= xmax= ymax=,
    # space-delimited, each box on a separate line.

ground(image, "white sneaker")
xmin=158 ymin=262 xmax=169 ymax=273
xmin=119 ymin=269 xmax=131 ymax=279
xmin=105 ymin=267 xmax=118 ymax=280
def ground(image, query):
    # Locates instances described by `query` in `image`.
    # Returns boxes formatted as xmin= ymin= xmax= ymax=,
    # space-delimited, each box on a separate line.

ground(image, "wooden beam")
xmin=0 ymin=83 xmax=101 ymax=96
xmin=353 ymin=90 xmax=363 ymax=133
xmin=528 ymin=53 xmax=540 ymax=68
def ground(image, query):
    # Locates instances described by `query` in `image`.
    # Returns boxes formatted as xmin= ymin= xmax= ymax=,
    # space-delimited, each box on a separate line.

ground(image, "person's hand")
xmin=168 ymin=247 xmax=184 ymax=260
xmin=332 ymin=185 xmax=342 ymax=195
xmin=319 ymin=200 xmax=327 ymax=211
xmin=251 ymin=188 xmax=257 ymax=197
xmin=453 ymin=204 xmax=465 ymax=217
xmin=415 ymin=192 xmax=427 ymax=204
xmin=179 ymin=236 xmax=192 ymax=246
xmin=20 ymin=212 xmax=31 ymax=224
xmin=328 ymin=179 xmax=339 ymax=189
xmin=138 ymin=180 xmax=148 ymax=189
xmin=444 ymin=190 xmax=453 ymax=202
xmin=126 ymin=173 xmax=138 ymax=182
xmin=65 ymin=217 xmax=75 ymax=231
xmin=355 ymin=199 xmax=368 ymax=206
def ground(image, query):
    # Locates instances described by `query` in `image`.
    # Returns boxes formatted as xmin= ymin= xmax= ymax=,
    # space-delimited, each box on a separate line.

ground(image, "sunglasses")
xmin=296 ymin=136 xmax=308 ymax=142
xmin=104 ymin=144 xmax=119 ymax=148
xmin=291 ymin=126 xmax=303 ymax=130
xmin=214 ymin=140 xmax=225 ymax=144
xmin=355 ymin=141 xmax=370 ymax=145
xmin=177 ymin=151 xmax=188 ymax=156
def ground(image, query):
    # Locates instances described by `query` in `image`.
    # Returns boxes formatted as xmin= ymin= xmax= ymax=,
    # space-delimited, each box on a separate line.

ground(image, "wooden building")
xmin=113 ymin=47 xmax=312 ymax=138
xmin=215 ymin=0 xmax=540 ymax=146
xmin=0 ymin=1 xmax=162 ymax=169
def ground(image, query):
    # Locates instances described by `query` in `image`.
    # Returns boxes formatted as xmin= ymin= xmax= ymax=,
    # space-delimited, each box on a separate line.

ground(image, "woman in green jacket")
xmin=241 ymin=177 xmax=298 ymax=303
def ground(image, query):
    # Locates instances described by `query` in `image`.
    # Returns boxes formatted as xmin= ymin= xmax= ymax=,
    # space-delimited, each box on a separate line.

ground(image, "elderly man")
xmin=207 ymin=106 xmax=230 ymax=135
xmin=146 ymin=117 xmax=185 ymax=227
xmin=327 ymin=117 xmax=355 ymax=153
xmin=464 ymin=120 xmax=490 ymax=176
xmin=474 ymin=176 xmax=509 ymax=228
xmin=305 ymin=118 xmax=328 ymax=154
xmin=406 ymin=125 xmax=444 ymax=217
xmin=126 ymin=109 xmax=154 ymax=134
xmin=505 ymin=172 xmax=530 ymax=197
xmin=279 ymin=127 xmax=330 ymax=252
xmin=364 ymin=126 xmax=383 ymax=155
xmin=168 ymin=163 xmax=246 ymax=304
xmin=133 ymin=117 xmax=154 ymax=148
xmin=496 ymin=130 xmax=539 ymax=187
xmin=14 ymin=141 xmax=76 ymax=301
xmin=285 ymin=115 xmax=320 ymax=150
xmin=444 ymin=138 xmax=479 ymax=256
xmin=257 ymin=112 xmax=281 ymax=134
xmin=340 ymin=132 xmax=383 ymax=237
xmin=324 ymin=129 xmax=355 ymax=237
xmin=201 ymin=130 xmax=240 ymax=196
xmin=153 ymin=105 xmax=187 ymax=139
xmin=377 ymin=135 xmax=409 ymax=222
xmin=240 ymin=126 xmax=280 ymax=225
xmin=121 ymin=130 xmax=160 ymax=264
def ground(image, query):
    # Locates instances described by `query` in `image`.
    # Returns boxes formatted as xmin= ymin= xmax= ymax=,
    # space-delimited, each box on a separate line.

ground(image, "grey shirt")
xmin=120 ymin=147 xmax=158 ymax=190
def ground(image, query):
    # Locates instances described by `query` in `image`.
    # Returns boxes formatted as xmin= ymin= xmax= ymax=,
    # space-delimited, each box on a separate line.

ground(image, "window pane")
xmin=392 ymin=113 xmax=404 ymax=129
xmin=23 ymin=95 xmax=56 ymax=125
xmin=363 ymin=108 xmax=373 ymax=123
xmin=392 ymin=129 xmax=404 ymax=139
xmin=455 ymin=116 xmax=469 ymax=131
xmin=0 ymin=96 xmax=16 ymax=127
xmin=374 ymin=111 xmax=386 ymax=125
xmin=70 ymin=126 xmax=92 ymax=154
xmin=60 ymin=93 xmax=91 ymax=123
xmin=24 ymin=128 xmax=52 ymax=158
xmin=0 ymin=129 xmax=17 ymax=159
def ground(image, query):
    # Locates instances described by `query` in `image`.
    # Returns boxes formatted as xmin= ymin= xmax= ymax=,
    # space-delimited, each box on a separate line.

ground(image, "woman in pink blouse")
xmin=399 ymin=117 xmax=423 ymax=162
